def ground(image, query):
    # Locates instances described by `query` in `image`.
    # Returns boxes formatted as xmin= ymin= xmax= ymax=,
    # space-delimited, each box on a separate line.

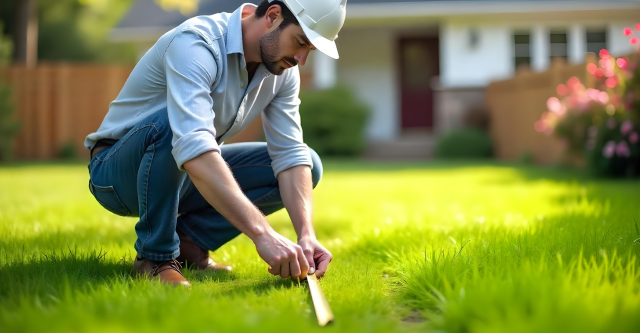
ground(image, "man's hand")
xmin=298 ymin=236 xmax=332 ymax=278
xmin=255 ymin=230 xmax=310 ymax=279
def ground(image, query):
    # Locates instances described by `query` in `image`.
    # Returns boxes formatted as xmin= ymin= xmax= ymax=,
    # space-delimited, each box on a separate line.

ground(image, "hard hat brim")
xmin=299 ymin=22 xmax=339 ymax=59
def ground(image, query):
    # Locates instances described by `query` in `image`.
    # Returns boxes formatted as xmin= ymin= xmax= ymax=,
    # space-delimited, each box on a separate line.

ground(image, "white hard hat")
xmin=268 ymin=0 xmax=347 ymax=59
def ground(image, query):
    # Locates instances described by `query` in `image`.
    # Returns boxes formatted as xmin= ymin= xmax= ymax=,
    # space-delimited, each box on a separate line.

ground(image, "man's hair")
xmin=255 ymin=0 xmax=300 ymax=30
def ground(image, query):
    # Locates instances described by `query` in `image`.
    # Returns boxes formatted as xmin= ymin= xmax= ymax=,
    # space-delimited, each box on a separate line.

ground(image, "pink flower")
xmin=616 ymin=141 xmax=631 ymax=157
xmin=567 ymin=76 xmax=581 ymax=91
xmin=587 ymin=63 xmax=598 ymax=75
xmin=630 ymin=132 xmax=639 ymax=144
xmin=586 ymin=89 xmax=609 ymax=104
xmin=606 ymin=117 xmax=617 ymax=129
xmin=606 ymin=77 xmax=618 ymax=88
xmin=556 ymin=84 xmax=569 ymax=96
xmin=617 ymin=58 xmax=628 ymax=70
xmin=621 ymin=120 xmax=633 ymax=135
xmin=534 ymin=120 xmax=546 ymax=133
xmin=603 ymin=141 xmax=616 ymax=158
xmin=546 ymin=97 xmax=564 ymax=114
xmin=637 ymin=23 xmax=640 ymax=31
xmin=598 ymin=91 xmax=610 ymax=104
xmin=595 ymin=68 xmax=604 ymax=78
xmin=600 ymin=49 xmax=611 ymax=58
xmin=611 ymin=96 xmax=620 ymax=106
xmin=625 ymin=27 xmax=633 ymax=36
xmin=631 ymin=37 xmax=639 ymax=45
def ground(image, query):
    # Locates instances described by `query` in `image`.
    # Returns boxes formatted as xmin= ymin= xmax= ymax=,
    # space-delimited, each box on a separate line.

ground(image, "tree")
xmin=0 ymin=24 xmax=20 ymax=161
xmin=0 ymin=0 xmax=201 ymax=65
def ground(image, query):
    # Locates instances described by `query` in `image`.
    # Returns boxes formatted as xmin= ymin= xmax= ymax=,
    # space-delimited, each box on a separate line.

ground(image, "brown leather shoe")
xmin=133 ymin=257 xmax=191 ymax=287
xmin=176 ymin=229 xmax=232 ymax=272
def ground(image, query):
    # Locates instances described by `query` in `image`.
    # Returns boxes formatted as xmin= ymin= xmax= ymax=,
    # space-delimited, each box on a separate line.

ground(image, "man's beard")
xmin=258 ymin=28 xmax=297 ymax=75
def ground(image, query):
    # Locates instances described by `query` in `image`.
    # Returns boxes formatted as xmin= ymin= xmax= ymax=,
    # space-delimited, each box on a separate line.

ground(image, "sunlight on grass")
xmin=0 ymin=161 xmax=638 ymax=332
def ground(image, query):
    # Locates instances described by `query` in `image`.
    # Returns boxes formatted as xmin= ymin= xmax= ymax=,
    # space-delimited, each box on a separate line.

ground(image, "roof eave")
xmin=347 ymin=1 xmax=640 ymax=19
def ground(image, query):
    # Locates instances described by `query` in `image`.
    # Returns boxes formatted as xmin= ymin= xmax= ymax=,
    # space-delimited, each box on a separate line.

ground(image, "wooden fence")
xmin=1 ymin=63 xmax=264 ymax=161
xmin=486 ymin=54 xmax=597 ymax=165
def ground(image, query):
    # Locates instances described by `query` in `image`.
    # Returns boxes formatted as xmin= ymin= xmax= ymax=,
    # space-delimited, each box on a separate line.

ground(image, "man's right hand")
xmin=185 ymin=151 xmax=309 ymax=280
xmin=254 ymin=230 xmax=310 ymax=280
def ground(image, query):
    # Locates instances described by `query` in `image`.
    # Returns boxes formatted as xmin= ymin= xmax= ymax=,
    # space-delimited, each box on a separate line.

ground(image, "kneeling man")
xmin=85 ymin=0 xmax=346 ymax=286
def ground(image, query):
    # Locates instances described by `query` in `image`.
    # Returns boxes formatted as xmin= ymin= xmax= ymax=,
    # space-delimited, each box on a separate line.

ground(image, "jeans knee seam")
xmin=140 ymin=143 xmax=156 ymax=253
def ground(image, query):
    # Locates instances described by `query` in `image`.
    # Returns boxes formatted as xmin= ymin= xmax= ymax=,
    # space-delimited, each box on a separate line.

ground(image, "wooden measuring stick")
xmin=307 ymin=273 xmax=334 ymax=326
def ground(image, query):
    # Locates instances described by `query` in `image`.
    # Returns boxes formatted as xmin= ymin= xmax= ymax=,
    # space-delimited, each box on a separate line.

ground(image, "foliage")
xmin=435 ymin=128 xmax=493 ymax=159
xmin=0 ymin=22 xmax=11 ymax=67
xmin=155 ymin=0 xmax=200 ymax=15
xmin=58 ymin=142 xmax=78 ymax=160
xmin=299 ymin=86 xmax=369 ymax=156
xmin=536 ymin=27 xmax=640 ymax=177
xmin=0 ymin=0 xmax=138 ymax=63
xmin=0 ymin=0 xmax=206 ymax=64
xmin=0 ymin=26 xmax=19 ymax=162
xmin=0 ymin=162 xmax=639 ymax=332
xmin=0 ymin=83 xmax=19 ymax=162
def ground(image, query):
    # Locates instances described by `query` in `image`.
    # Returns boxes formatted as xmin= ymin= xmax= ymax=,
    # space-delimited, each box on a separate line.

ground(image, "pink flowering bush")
xmin=536 ymin=28 xmax=640 ymax=177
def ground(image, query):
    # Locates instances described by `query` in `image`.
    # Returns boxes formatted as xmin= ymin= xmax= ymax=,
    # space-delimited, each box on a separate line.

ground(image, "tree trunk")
xmin=13 ymin=0 xmax=38 ymax=68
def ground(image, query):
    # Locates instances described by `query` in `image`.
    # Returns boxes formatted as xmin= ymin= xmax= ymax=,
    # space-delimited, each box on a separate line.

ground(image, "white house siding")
xmin=334 ymin=28 xmax=399 ymax=141
xmin=440 ymin=22 xmax=513 ymax=88
xmin=305 ymin=10 xmax=640 ymax=148
xmin=608 ymin=22 xmax=637 ymax=57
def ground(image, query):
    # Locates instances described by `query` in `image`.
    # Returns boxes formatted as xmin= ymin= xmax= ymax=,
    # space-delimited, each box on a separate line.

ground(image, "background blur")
xmin=0 ymin=0 xmax=639 ymax=168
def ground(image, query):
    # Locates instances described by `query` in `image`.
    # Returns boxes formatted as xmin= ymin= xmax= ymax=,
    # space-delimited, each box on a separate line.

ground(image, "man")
xmin=84 ymin=0 xmax=347 ymax=287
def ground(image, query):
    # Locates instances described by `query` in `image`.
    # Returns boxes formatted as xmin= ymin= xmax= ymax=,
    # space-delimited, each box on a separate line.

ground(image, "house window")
xmin=550 ymin=30 xmax=568 ymax=62
xmin=513 ymin=32 xmax=531 ymax=70
xmin=586 ymin=30 xmax=607 ymax=55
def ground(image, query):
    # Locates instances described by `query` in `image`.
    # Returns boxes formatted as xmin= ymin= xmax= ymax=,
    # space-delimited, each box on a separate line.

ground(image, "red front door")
xmin=399 ymin=37 xmax=440 ymax=129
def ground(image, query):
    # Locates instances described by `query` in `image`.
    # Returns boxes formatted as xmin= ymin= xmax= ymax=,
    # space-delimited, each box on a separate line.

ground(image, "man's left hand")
xmin=298 ymin=236 xmax=332 ymax=278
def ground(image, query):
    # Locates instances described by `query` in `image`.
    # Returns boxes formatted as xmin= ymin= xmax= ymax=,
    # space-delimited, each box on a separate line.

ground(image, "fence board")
xmin=486 ymin=54 xmax=597 ymax=164
xmin=1 ymin=63 xmax=264 ymax=161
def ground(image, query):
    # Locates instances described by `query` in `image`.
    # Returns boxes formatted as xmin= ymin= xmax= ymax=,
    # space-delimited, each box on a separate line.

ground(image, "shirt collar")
xmin=226 ymin=3 xmax=257 ymax=55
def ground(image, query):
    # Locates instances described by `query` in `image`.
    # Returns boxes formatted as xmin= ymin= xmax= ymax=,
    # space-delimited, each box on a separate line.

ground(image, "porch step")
xmin=364 ymin=134 xmax=437 ymax=160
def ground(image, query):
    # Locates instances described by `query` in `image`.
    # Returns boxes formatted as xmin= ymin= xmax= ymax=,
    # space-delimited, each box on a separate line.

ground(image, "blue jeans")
xmin=88 ymin=109 xmax=322 ymax=261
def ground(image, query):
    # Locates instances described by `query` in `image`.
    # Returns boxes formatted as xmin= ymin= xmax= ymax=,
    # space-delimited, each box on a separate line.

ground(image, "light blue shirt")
xmin=85 ymin=3 xmax=311 ymax=176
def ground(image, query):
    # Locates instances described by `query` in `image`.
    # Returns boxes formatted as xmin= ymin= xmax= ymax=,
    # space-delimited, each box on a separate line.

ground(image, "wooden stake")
xmin=307 ymin=273 xmax=334 ymax=326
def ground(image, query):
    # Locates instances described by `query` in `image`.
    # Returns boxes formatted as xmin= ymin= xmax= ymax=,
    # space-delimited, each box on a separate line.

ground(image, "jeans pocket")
xmin=89 ymin=180 xmax=131 ymax=216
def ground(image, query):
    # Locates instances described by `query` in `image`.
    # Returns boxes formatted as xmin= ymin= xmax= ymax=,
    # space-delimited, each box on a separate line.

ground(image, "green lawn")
xmin=0 ymin=160 xmax=639 ymax=332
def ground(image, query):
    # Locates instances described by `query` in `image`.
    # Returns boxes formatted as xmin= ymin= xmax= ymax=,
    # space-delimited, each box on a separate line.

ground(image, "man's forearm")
xmin=278 ymin=165 xmax=316 ymax=240
xmin=183 ymin=151 xmax=271 ymax=240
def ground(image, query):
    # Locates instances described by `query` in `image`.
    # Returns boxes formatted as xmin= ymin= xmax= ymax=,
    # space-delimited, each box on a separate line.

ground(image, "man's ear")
xmin=265 ymin=4 xmax=283 ymax=29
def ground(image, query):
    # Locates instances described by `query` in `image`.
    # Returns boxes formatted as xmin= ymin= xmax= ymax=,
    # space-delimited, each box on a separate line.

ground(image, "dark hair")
xmin=255 ymin=0 xmax=299 ymax=30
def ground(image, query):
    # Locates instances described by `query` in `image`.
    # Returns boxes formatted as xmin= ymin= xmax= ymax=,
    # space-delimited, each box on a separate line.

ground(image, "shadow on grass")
xmin=0 ymin=243 xmax=305 ymax=308
xmin=0 ymin=248 xmax=132 ymax=304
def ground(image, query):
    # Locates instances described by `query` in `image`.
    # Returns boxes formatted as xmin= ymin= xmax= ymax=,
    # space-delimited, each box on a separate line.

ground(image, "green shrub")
xmin=435 ymin=128 xmax=493 ymax=159
xmin=0 ymin=25 xmax=18 ymax=162
xmin=299 ymin=86 xmax=369 ymax=156
xmin=585 ymin=118 xmax=640 ymax=178
xmin=59 ymin=142 xmax=78 ymax=160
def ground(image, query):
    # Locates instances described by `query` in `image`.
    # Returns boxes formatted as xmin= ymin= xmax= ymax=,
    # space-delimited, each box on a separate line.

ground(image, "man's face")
xmin=258 ymin=22 xmax=316 ymax=75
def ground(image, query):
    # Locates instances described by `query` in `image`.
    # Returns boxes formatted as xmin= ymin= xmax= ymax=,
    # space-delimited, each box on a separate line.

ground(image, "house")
xmin=111 ymin=0 xmax=640 ymax=158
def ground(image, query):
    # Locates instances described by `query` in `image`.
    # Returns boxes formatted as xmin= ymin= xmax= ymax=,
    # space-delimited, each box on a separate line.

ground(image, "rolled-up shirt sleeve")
xmin=262 ymin=68 xmax=312 ymax=177
xmin=164 ymin=31 xmax=219 ymax=170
